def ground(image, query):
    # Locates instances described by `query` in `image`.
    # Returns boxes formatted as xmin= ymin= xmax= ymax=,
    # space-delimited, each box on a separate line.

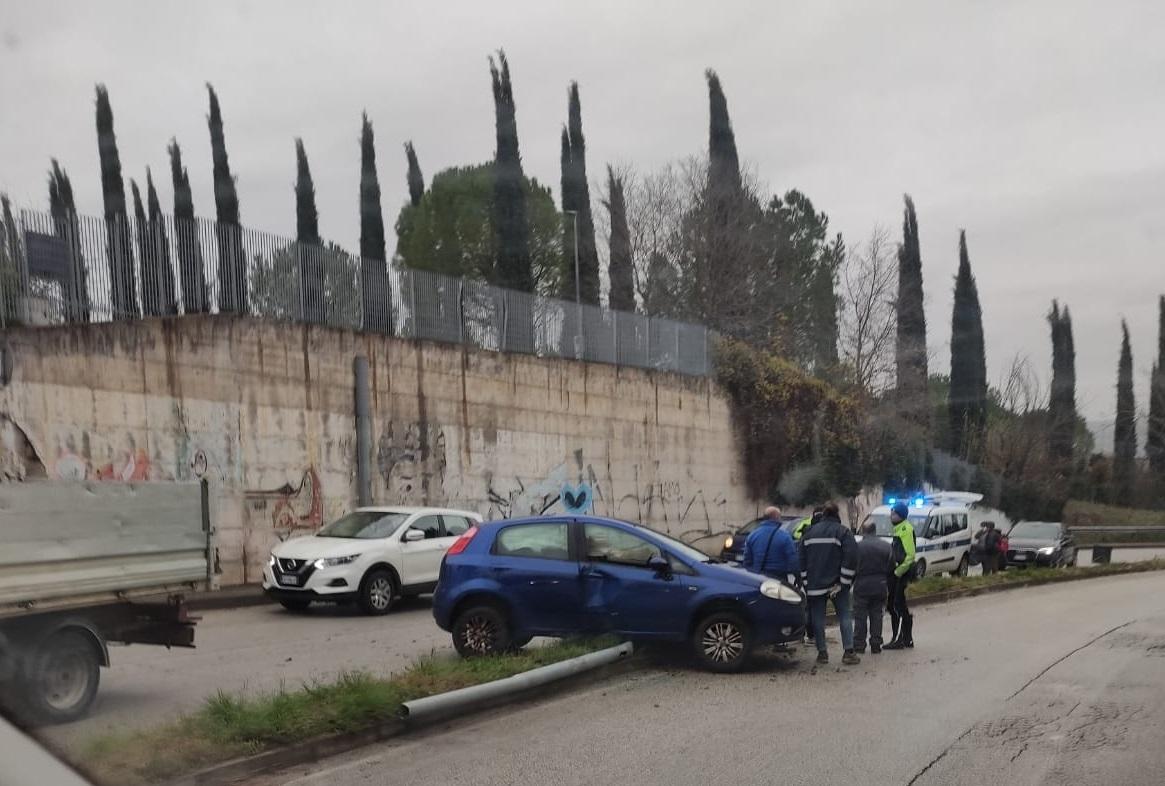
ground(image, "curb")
xmin=162 ymin=643 xmax=637 ymax=786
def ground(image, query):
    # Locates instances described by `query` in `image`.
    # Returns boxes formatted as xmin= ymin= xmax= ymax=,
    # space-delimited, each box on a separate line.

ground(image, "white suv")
xmin=262 ymin=506 xmax=482 ymax=615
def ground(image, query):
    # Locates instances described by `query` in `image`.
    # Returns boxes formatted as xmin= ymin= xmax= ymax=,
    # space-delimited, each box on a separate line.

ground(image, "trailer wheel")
xmin=23 ymin=629 xmax=102 ymax=725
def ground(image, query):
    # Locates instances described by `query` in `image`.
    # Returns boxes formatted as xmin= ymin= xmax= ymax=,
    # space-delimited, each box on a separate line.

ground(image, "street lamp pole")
xmin=564 ymin=210 xmax=580 ymax=305
xmin=564 ymin=209 xmax=582 ymax=358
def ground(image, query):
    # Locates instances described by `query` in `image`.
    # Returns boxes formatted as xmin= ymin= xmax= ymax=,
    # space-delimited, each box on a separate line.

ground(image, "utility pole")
xmin=565 ymin=210 xmax=582 ymax=358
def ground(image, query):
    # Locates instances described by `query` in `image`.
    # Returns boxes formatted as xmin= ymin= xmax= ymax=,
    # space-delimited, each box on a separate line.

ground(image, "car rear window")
xmin=493 ymin=523 xmax=570 ymax=560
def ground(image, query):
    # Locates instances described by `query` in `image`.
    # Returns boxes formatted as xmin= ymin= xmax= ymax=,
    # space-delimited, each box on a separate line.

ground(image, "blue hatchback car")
xmin=433 ymin=515 xmax=806 ymax=672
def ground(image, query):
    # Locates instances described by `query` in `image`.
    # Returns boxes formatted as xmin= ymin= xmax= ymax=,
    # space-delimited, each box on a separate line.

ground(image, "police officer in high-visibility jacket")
xmin=884 ymin=502 xmax=917 ymax=650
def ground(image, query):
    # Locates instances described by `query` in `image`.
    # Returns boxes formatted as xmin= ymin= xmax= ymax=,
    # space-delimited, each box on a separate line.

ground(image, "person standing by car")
xmin=853 ymin=521 xmax=892 ymax=654
xmin=979 ymin=522 xmax=1001 ymax=574
xmin=795 ymin=507 xmax=823 ymax=646
xmin=742 ymin=506 xmax=799 ymax=584
xmin=885 ymin=502 xmax=917 ymax=650
xmin=799 ymin=502 xmax=860 ymax=665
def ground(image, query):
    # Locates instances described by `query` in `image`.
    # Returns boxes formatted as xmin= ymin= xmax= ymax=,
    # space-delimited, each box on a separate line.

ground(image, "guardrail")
xmin=1067 ymin=525 xmax=1165 ymax=564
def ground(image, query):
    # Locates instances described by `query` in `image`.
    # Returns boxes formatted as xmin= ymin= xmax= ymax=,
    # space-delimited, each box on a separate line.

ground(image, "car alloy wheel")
xmin=914 ymin=559 xmax=927 ymax=579
xmin=358 ymin=569 xmax=397 ymax=616
xmin=703 ymin=622 xmax=745 ymax=663
xmin=452 ymin=605 xmax=511 ymax=658
xmin=692 ymin=612 xmax=752 ymax=673
xmin=957 ymin=555 xmax=969 ymax=577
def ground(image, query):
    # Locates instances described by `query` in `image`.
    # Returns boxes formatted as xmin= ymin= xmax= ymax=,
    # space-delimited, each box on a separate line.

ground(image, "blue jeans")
xmin=808 ymin=587 xmax=854 ymax=654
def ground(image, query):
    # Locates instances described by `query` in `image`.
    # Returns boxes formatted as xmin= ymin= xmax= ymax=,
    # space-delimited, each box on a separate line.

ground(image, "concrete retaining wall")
xmin=0 ymin=317 xmax=758 ymax=585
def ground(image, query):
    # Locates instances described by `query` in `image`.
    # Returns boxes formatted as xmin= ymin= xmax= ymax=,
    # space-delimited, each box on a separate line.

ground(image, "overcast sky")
xmin=2 ymin=1 xmax=1162 ymax=448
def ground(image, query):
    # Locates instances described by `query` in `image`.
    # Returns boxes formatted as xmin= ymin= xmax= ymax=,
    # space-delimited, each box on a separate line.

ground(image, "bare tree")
xmin=839 ymin=226 xmax=897 ymax=393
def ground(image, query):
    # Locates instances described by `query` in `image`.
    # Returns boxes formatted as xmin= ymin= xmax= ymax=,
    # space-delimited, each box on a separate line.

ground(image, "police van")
xmin=864 ymin=491 xmax=1012 ymax=578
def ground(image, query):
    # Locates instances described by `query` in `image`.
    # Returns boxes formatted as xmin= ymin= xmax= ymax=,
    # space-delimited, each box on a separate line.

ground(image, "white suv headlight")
xmin=314 ymin=554 xmax=361 ymax=569
xmin=760 ymin=580 xmax=803 ymax=604
xmin=1037 ymin=546 xmax=1055 ymax=555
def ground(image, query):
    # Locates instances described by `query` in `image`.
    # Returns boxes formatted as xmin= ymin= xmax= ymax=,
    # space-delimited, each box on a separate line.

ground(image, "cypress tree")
xmin=706 ymin=69 xmax=742 ymax=198
xmin=146 ymin=169 xmax=178 ymax=315
xmin=1113 ymin=320 xmax=1137 ymax=500
xmin=0 ymin=194 xmax=18 ymax=324
xmin=48 ymin=160 xmax=90 ymax=320
xmin=895 ymin=194 xmax=928 ymax=431
xmin=360 ymin=114 xmax=391 ymax=333
xmin=405 ymin=141 xmax=425 ymax=208
xmin=489 ymin=50 xmax=534 ymax=293
xmin=1148 ymin=296 xmax=1165 ymax=476
xmin=1047 ymin=301 xmax=1077 ymax=464
xmin=207 ymin=84 xmax=247 ymax=313
xmin=559 ymin=82 xmax=600 ymax=305
xmin=95 ymin=85 xmax=139 ymax=318
xmin=948 ymin=230 xmax=988 ymax=459
xmin=130 ymin=180 xmax=155 ymax=315
xmin=605 ymin=166 xmax=635 ymax=312
xmin=295 ymin=138 xmax=325 ymax=324
xmin=168 ymin=139 xmax=208 ymax=313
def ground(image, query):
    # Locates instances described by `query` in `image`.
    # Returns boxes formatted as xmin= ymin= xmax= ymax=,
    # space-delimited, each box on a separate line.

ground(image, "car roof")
xmin=485 ymin=514 xmax=642 ymax=529
xmin=352 ymin=506 xmax=482 ymax=518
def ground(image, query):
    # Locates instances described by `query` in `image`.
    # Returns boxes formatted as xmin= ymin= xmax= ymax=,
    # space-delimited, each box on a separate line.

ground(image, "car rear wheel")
xmin=452 ymin=605 xmax=512 ymax=657
xmin=279 ymin=598 xmax=311 ymax=612
xmin=692 ymin=612 xmax=752 ymax=673
xmin=956 ymin=555 xmax=969 ymax=577
xmin=358 ymin=569 xmax=397 ymax=616
xmin=914 ymin=559 xmax=927 ymax=580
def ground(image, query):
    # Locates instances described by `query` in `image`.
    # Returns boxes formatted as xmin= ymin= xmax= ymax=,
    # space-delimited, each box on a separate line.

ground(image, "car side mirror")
xmin=647 ymin=555 xmax=671 ymax=577
xmin=404 ymin=528 xmax=425 ymax=542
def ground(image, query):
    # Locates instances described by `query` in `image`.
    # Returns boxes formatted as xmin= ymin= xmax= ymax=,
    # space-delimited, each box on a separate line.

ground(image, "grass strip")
xmin=909 ymin=558 xmax=1165 ymax=598
xmin=76 ymin=636 xmax=615 ymax=786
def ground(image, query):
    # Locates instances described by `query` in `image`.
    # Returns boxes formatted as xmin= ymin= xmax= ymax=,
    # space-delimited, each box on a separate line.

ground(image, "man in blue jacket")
xmin=799 ymin=502 xmax=860 ymax=665
xmin=742 ymin=506 xmax=799 ymax=584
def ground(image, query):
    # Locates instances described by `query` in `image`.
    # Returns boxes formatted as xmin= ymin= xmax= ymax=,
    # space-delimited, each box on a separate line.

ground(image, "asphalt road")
xmin=250 ymin=571 xmax=1165 ymax=786
xmin=40 ymin=597 xmax=452 ymax=750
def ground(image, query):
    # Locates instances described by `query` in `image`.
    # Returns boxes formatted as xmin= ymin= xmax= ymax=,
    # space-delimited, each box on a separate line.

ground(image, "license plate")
xmin=1013 ymin=554 xmax=1027 ymax=561
xmin=279 ymin=575 xmax=300 ymax=585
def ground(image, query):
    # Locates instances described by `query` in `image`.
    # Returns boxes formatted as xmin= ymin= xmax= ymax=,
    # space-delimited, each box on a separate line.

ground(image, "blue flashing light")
xmin=886 ymin=497 xmax=897 ymax=504
xmin=912 ymin=497 xmax=925 ymax=508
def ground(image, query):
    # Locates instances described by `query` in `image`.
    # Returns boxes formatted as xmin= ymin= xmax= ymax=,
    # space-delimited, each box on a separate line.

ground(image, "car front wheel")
xmin=956 ymin=555 xmax=969 ymax=577
xmin=452 ymin=604 xmax=512 ymax=657
xmin=914 ymin=559 xmax=927 ymax=580
xmin=692 ymin=612 xmax=752 ymax=673
xmin=358 ymin=569 xmax=397 ymax=616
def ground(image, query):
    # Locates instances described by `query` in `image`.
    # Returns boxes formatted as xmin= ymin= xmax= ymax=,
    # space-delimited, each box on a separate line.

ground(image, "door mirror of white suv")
xmin=404 ymin=528 xmax=425 ymax=543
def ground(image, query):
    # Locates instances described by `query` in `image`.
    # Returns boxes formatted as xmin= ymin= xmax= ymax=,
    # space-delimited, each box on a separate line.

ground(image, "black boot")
xmin=900 ymin=616 xmax=914 ymax=648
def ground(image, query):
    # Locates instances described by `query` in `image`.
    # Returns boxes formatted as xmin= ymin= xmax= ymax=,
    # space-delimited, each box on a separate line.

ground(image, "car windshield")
xmin=645 ymin=526 xmax=715 ymax=564
xmin=866 ymin=513 xmax=928 ymax=537
xmin=317 ymin=511 xmax=409 ymax=539
xmin=1010 ymin=522 xmax=1061 ymax=540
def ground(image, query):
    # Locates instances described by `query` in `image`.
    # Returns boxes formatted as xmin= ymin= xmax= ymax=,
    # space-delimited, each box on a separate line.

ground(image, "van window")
xmin=944 ymin=514 xmax=965 ymax=536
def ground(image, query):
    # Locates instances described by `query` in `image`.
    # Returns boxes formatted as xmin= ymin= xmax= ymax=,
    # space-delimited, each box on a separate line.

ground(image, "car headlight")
xmin=1037 ymin=546 xmax=1056 ymax=556
xmin=313 ymin=554 xmax=361 ymax=569
xmin=760 ymin=580 xmax=803 ymax=604
xmin=724 ymin=535 xmax=734 ymax=549
xmin=268 ymin=554 xmax=276 ymax=567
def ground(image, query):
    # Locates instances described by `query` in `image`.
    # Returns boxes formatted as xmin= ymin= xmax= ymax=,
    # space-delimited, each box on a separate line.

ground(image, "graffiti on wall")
xmin=377 ymin=421 xmax=447 ymax=504
xmin=484 ymin=448 xmax=729 ymax=543
xmin=244 ymin=467 xmax=323 ymax=538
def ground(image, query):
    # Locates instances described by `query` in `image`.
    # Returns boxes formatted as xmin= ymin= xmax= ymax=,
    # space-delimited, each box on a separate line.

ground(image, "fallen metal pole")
xmin=400 ymin=641 xmax=633 ymax=722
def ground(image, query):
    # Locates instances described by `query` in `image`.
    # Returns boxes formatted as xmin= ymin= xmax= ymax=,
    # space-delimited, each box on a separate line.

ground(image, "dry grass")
xmin=75 ymin=637 xmax=614 ymax=786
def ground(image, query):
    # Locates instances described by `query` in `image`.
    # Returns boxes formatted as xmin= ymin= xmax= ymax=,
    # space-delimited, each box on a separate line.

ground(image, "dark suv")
xmin=1005 ymin=521 xmax=1077 ymax=568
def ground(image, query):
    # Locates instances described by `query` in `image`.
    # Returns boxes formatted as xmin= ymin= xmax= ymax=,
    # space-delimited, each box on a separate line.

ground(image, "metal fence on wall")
xmin=0 ymin=207 xmax=711 ymax=375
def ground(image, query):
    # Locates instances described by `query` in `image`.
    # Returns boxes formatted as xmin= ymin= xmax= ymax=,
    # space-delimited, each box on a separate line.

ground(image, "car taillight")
xmin=447 ymin=526 xmax=478 ymax=556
